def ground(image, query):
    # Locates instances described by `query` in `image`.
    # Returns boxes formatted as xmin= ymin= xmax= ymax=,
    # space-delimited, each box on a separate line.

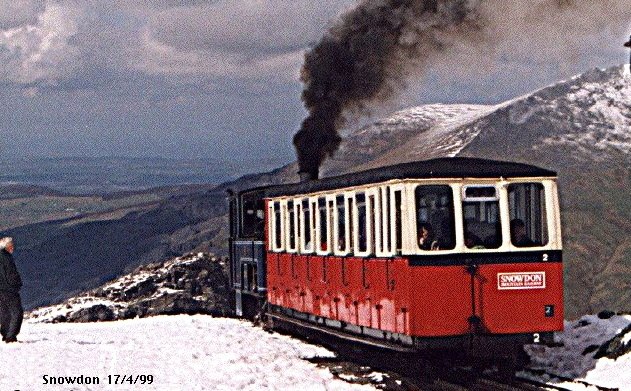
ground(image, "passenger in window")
xmin=465 ymin=232 xmax=484 ymax=249
xmin=337 ymin=237 xmax=345 ymax=252
xmin=511 ymin=219 xmax=536 ymax=247
xmin=418 ymin=223 xmax=439 ymax=251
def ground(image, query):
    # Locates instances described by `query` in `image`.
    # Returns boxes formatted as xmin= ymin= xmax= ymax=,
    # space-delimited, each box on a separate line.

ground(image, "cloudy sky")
xmin=0 ymin=0 xmax=628 ymax=167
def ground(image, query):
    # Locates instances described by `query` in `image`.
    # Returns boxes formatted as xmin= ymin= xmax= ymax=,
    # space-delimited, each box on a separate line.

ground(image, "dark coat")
xmin=0 ymin=250 xmax=22 ymax=292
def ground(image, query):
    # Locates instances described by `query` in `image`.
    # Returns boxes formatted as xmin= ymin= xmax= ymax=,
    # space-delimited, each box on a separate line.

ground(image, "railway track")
xmin=307 ymin=350 xmax=565 ymax=390
xmin=270 ymin=315 xmax=575 ymax=391
xmin=268 ymin=313 xmax=619 ymax=390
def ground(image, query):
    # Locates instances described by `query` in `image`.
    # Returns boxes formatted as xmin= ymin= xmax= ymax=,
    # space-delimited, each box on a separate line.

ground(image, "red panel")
xmin=477 ymin=263 xmax=564 ymax=333
xmin=407 ymin=265 xmax=471 ymax=336
xmin=306 ymin=255 xmax=321 ymax=316
xmin=266 ymin=251 xmax=564 ymax=339
xmin=392 ymin=259 xmax=411 ymax=335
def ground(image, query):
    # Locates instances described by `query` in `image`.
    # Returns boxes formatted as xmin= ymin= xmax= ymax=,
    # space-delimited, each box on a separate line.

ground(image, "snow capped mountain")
xmin=321 ymin=104 xmax=493 ymax=175
xmin=322 ymin=65 xmax=631 ymax=174
xmin=459 ymin=65 xmax=631 ymax=163
xmin=540 ymin=67 xmax=631 ymax=157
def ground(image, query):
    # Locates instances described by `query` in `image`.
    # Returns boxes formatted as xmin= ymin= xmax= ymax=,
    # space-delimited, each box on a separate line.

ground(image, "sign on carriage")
xmin=497 ymin=272 xmax=546 ymax=290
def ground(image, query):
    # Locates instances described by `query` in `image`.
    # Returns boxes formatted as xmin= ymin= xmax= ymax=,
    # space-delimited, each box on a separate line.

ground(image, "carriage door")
xmin=474 ymin=183 xmax=561 ymax=335
xmin=461 ymin=185 xmax=503 ymax=333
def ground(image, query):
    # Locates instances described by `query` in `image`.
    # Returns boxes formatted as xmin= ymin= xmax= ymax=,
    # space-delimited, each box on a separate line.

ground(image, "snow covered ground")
xmin=1 ymin=313 xmax=629 ymax=390
xmin=0 ymin=315 xmax=374 ymax=391
xmin=523 ymin=314 xmax=631 ymax=390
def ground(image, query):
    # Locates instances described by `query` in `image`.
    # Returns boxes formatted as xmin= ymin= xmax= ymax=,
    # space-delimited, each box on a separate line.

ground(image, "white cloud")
xmin=133 ymin=0 xmax=354 ymax=79
xmin=0 ymin=0 xmax=354 ymax=86
xmin=0 ymin=2 xmax=83 ymax=85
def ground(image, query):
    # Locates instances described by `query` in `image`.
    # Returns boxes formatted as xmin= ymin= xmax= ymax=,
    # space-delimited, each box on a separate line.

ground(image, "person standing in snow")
xmin=0 ymin=237 xmax=24 ymax=343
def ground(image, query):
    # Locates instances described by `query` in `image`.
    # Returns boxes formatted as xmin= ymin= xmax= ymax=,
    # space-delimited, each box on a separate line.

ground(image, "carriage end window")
xmin=462 ymin=185 xmax=501 ymax=249
xmin=509 ymin=183 xmax=548 ymax=247
xmin=416 ymin=186 xmax=455 ymax=251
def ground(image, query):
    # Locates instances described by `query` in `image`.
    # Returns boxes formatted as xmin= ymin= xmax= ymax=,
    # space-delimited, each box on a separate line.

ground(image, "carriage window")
xmin=348 ymin=197 xmax=355 ymax=252
xmin=241 ymin=193 xmax=265 ymax=238
xmin=357 ymin=193 xmax=367 ymax=253
xmin=336 ymin=196 xmax=346 ymax=252
xmin=273 ymin=201 xmax=283 ymax=250
xmin=462 ymin=186 xmax=501 ymax=249
xmin=416 ymin=186 xmax=455 ymax=251
xmin=318 ymin=198 xmax=328 ymax=252
xmin=394 ymin=191 xmax=402 ymax=253
xmin=369 ymin=194 xmax=377 ymax=254
xmin=383 ymin=187 xmax=391 ymax=253
xmin=509 ymin=183 xmax=548 ymax=247
xmin=287 ymin=200 xmax=296 ymax=251
xmin=301 ymin=199 xmax=313 ymax=252
xmin=328 ymin=200 xmax=335 ymax=251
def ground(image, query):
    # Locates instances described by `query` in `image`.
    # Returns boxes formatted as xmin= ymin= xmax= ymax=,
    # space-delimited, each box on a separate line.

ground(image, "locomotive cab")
xmin=229 ymin=188 xmax=267 ymax=318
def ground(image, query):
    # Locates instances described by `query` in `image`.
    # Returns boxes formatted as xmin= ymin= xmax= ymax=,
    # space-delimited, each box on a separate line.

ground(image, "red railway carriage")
xmin=228 ymin=157 xmax=563 ymax=358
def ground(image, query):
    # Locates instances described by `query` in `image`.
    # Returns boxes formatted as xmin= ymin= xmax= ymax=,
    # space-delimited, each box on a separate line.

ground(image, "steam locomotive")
xmin=228 ymin=157 xmax=563 ymax=363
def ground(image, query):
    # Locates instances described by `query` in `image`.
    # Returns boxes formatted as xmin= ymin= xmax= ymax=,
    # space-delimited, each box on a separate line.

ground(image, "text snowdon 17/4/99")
xmin=41 ymin=374 xmax=154 ymax=385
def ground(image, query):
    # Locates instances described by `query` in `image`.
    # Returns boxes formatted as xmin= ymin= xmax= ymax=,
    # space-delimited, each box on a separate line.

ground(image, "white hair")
xmin=0 ymin=237 xmax=13 ymax=250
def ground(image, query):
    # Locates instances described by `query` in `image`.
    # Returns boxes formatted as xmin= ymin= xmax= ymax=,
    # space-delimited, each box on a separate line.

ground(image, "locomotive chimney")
xmin=299 ymin=169 xmax=319 ymax=182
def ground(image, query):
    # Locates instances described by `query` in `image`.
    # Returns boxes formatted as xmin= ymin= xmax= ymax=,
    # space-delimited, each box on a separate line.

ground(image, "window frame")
xmin=315 ymin=196 xmax=331 ymax=256
xmin=264 ymin=177 xmax=561 ymax=255
xmin=333 ymin=194 xmax=350 ymax=256
xmin=284 ymin=199 xmax=298 ymax=253
xmin=506 ymin=180 xmax=552 ymax=250
xmin=298 ymin=198 xmax=314 ymax=254
xmin=270 ymin=201 xmax=284 ymax=252
xmin=414 ymin=184 xmax=457 ymax=252
xmin=459 ymin=183 xmax=505 ymax=252
xmin=376 ymin=186 xmax=394 ymax=257
xmin=354 ymin=191 xmax=369 ymax=257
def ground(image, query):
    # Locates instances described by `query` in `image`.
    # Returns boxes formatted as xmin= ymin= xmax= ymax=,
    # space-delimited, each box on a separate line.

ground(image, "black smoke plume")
xmin=293 ymin=0 xmax=630 ymax=177
xmin=294 ymin=0 xmax=479 ymax=178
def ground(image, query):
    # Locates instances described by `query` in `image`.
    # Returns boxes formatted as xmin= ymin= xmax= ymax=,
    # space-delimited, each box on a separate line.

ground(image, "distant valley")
xmin=0 ymin=156 xmax=286 ymax=194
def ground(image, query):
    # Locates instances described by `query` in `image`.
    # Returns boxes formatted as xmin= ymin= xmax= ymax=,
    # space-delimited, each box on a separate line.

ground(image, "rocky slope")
xmin=28 ymin=252 xmax=232 ymax=323
xmin=7 ymin=65 xmax=630 ymax=318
